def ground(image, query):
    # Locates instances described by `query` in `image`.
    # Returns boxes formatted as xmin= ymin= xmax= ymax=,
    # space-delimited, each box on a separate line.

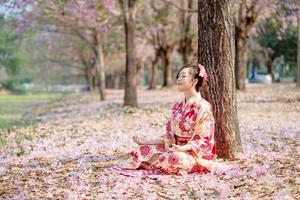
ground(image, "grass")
xmin=0 ymin=91 xmax=97 ymax=147
xmin=0 ymin=92 xmax=63 ymax=131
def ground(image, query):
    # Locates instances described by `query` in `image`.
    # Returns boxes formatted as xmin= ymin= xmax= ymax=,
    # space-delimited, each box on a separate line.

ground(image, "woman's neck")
xmin=184 ymin=90 xmax=198 ymax=103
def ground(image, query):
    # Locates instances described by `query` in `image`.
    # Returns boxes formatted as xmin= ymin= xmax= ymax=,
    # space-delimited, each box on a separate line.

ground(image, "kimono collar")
xmin=183 ymin=92 xmax=202 ymax=107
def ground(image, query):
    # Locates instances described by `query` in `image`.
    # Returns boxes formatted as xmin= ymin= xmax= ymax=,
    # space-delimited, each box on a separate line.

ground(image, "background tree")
xmin=148 ymin=1 xmax=178 ymax=88
xmin=4 ymin=0 xmax=119 ymax=100
xmin=119 ymin=0 xmax=138 ymax=107
xmin=144 ymin=0 xmax=196 ymax=89
xmin=0 ymin=14 xmax=30 ymax=93
xmin=177 ymin=0 xmax=197 ymax=65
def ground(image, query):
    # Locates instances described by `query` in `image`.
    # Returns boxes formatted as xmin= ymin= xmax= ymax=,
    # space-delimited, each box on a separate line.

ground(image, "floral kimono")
xmin=121 ymin=92 xmax=217 ymax=175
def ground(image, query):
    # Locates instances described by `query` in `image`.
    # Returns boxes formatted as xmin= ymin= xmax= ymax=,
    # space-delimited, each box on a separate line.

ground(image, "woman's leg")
xmin=147 ymin=153 xmax=160 ymax=164
xmin=138 ymin=153 xmax=160 ymax=170
xmin=139 ymin=162 xmax=150 ymax=170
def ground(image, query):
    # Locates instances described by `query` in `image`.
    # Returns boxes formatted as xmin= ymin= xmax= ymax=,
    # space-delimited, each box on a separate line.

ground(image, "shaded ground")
xmin=0 ymin=93 xmax=63 ymax=132
xmin=0 ymin=83 xmax=299 ymax=199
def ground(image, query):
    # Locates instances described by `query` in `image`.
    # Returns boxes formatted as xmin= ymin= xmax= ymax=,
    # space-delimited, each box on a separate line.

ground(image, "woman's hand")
xmin=169 ymin=144 xmax=191 ymax=152
xmin=133 ymin=135 xmax=165 ymax=145
xmin=132 ymin=136 xmax=145 ymax=145
xmin=169 ymin=144 xmax=185 ymax=152
xmin=160 ymin=135 xmax=169 ymax=145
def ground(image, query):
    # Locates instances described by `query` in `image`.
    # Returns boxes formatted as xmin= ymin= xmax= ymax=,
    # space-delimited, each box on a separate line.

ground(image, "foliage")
xmin=257 ymin=20 xmax=297 ymax=67
xmin=0 ymin=15 xmax=24 ymax=75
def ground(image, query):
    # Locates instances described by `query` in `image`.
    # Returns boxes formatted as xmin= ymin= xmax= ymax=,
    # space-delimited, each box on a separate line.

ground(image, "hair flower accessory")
xmin=198 ymin=64 xmax=208 ymax=81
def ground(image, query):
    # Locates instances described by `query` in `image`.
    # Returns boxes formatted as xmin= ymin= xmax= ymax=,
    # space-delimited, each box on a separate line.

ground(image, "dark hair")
xmin=176 ymin=63 xmax=204 ymax=92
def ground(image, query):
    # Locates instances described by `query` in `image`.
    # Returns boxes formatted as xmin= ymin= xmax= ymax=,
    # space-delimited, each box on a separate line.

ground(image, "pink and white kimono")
xmin=121 ymin=92 xmax=217 ymax=175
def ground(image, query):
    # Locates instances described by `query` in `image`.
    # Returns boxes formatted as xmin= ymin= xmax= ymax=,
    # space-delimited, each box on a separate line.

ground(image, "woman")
xmin=120 ymin=63 xmax=217 ymax=175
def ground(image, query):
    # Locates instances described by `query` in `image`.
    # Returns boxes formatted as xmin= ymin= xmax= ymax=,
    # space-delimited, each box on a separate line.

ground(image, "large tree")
xmin=119 ymin=0 xmax=138 ymax=107
xmin=198 ymin=0 xmax=242 ymax=159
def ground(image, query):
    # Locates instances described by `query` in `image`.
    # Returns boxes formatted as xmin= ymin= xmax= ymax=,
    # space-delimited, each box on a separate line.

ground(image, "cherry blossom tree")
xmin=3 ymin=0 xmax=119 ymax=100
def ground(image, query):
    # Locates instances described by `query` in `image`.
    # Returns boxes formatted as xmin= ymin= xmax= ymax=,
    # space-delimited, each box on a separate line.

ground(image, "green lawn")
xmin=0 ymin=93 xmax=63 ymax=131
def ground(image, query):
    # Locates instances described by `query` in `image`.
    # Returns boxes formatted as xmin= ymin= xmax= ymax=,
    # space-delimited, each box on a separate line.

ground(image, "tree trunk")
xmin=95 ymin=42 xmax=106 ymax=100
xmin=198 ymin=0 xmax=242 ymax=159
xmin=234 ymin=1 xmax=258 ymax=90
xmin=162 ymin=49 xmax=173 ymax=87
xmin=106 ymin=74 xmax=115 ymax=89
xmin=91 ymin=68 xmax=96 ymax=90
xmin=121 ymin=0 xmax=138 ymax=107
xmin=136 ymin=56 xmax=143 ymax=86
xmin=84 ymin=66 xmax=93 ymax=91
xmin=235 ymin=30 xmax=248 ymax=90
xmin=149 ymin=52 xmax=159 ymax=90
xmin=179 ymin=0 xmax=194 ymax=64
xmin=266 ymin=58 xmax=275 ymax=82
xmin=297 ymin=16 xmax=300 ymax=87
xmin=251 ymin=57 xmax=259 ymax=80
xmin=118 ymin=73 xmax=126 ymax=89
xmin=81 ymin=50 xmax=96 ymax=91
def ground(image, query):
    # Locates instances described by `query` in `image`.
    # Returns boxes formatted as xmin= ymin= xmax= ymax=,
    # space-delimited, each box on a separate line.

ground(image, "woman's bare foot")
xmin=132 ymin=136 xmax=144 ymax=145
xmin=148 ymin=154 xmax=160 ymax=164
xmin=139 ymin=162 xmax=150 ymax=170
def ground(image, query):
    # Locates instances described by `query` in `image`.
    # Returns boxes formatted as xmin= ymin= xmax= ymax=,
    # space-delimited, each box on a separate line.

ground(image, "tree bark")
xmin=235 ymin=31 xmax=248 ymax=90
xmin=162 ymin=48 xmax=173 ymax=87
xmin=81 ymin=50 xmax=96 ymax=91
xmin=179 ymin=0 xmax=194 ymax=64
xmin=84 ymin=67 xmax=93 ymax=90
xmin=234 ymin=0 xmax=258 ymax=90
xmin=118 ymin=73 xmax=126 ymax=89
xmin=136 ymin=55 xmax=143 ymax=86
xmin=297 ymin=16 xmax=300 ymax=87
xmin=94 ymin=31 xmax=106 ymax=101
xmin=251 ymin=57 xmax=259 ymax=80
xmin=121 ymin=0 xmax=138 ymax=107
xmin=149 ymin=51 xmax=159 ymax=90
xmin=198 ymin=0 xmax=242 ymax=159
xmin=266 ymin=58 xmax=275 ymax=82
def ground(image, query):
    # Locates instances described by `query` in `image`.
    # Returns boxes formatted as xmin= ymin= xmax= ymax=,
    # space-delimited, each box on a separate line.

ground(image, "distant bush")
xmin=1 ymin=80 xmax=27 ymax=94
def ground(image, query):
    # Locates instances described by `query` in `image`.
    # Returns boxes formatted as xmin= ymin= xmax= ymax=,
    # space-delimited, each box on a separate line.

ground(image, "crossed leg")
xmin=139 ymin=153 xmax=160 ymax=170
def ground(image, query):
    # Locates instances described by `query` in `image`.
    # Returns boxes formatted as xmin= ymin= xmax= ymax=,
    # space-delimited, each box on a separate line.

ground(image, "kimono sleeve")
xmin=187 ymin=104 xmax=215 ymax=157
xmin=163 ymin=101 xmax=181 ymax=145
xmin=164 ymin=119 xmax=175 ymax=145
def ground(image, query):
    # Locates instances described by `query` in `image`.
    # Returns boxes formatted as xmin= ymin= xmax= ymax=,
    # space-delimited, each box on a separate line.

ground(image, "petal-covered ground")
xmin=0 ymin=83 xmax=299 ymax=199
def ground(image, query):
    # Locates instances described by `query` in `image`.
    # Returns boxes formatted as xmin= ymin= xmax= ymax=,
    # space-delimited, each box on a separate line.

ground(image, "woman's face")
xmin=176 ymin=68 xmax=197 ymax=92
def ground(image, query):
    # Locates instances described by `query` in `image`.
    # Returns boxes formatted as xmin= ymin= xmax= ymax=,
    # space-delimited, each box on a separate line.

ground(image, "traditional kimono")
xmin=121 ymin=92 xmax=217 ymax=175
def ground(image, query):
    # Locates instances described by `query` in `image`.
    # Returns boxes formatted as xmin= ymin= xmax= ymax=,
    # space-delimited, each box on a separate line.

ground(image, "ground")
xmin=0 ymin=93 xmax=62 ymax=132
xmin=0 ymin=83 xmax=299 ymax=199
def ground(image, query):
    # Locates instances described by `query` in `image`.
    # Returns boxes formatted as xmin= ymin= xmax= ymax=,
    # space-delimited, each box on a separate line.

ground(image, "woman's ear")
xmin=193 ymin=78 xmax=198 ymax=86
